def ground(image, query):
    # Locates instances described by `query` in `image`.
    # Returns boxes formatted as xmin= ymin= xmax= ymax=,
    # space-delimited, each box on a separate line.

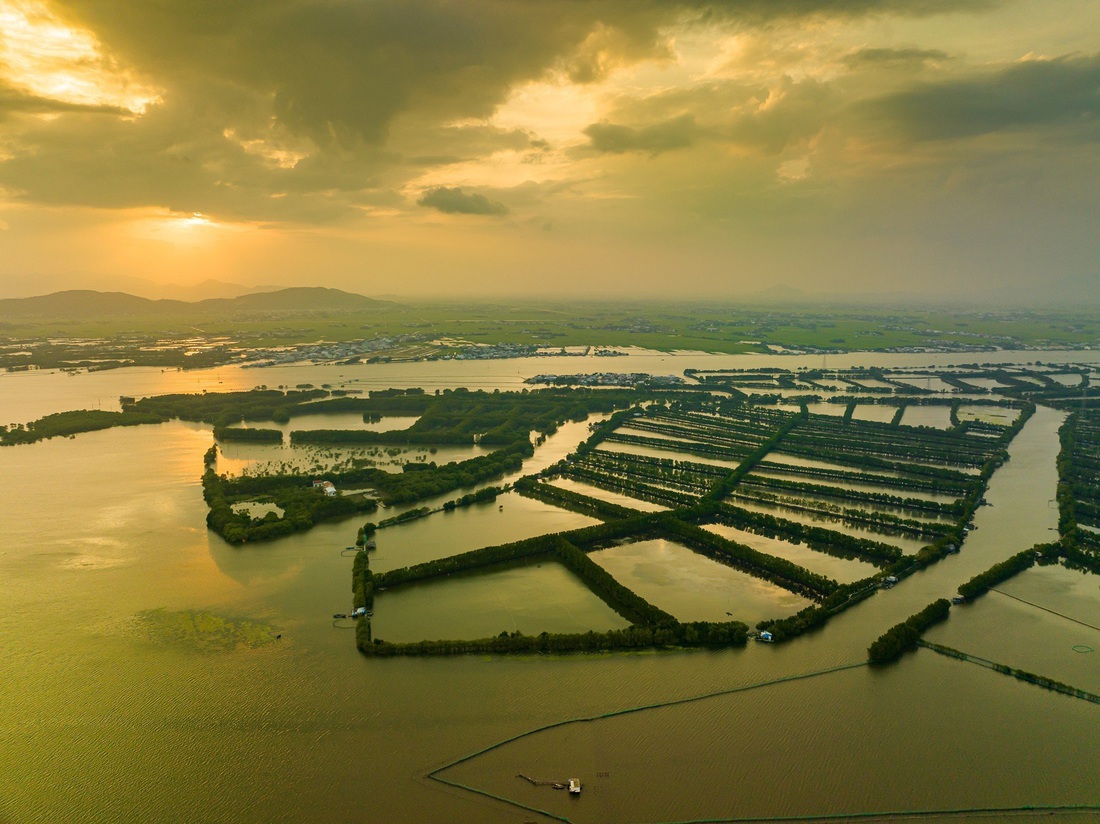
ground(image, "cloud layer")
xmin=0 ymin=0 xmax=1096 ymax=300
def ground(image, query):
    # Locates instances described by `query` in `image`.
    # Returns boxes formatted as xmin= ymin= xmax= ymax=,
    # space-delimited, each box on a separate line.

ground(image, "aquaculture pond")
xmin=369 ymin=560 xmax=629 ymax=643
xmin=545 ymin=477 xmax=670 ymax=512
xmin=924 ymin=563 xmax=1100 ymax=694
xmin=367 ymin=491 xmax=598 ymax=574
xmin=1 ymin=358 xmax=1097 ymax=823
xmin=588 ymin=538 xmax=811 ymax=624
xmin=701 ymin=523 xmax=881 ymax=584
xmin=899 ymin=404 xmax=954 ymax=429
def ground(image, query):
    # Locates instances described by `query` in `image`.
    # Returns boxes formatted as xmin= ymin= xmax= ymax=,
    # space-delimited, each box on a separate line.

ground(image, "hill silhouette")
xmin=0 ymin=287 xmax=394 ymax=318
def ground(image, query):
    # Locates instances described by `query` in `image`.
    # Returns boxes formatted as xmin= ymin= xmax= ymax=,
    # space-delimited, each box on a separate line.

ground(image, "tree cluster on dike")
xmin=376 ymin=439 xmax=533 ymax=504
xmin=1062 ymin=542 xmax=1100 ymax=574
xmin=752 ymin=580 xmax=876 ymax=642
xmin=125 ymin=388 xmax=327 ymax=427
xmin=552 ymin=537 xmax=677 ymax=625
xmin=787 ymin=432 xmax=993 ymax=468
xmin=290 ymin=391 xmax=433 ymax=418
xmin=926 ymin=642 xmax=1100 ymax=701
xmin=603 ymin=430 xmax=753 ymax=461
xmin=956 ymin=548 xmax=1039 ymax=600
xmin=372 ymin=514 xmax=661 ymax=590
xmin=291 ymin=387 xmax=639 ymax=446
xmin=203 ymin=470 xmax=378 ymax=544
xmin=353 ymin=550 xmax=374 ymax=611
xmin=665 ymin=409 xmax=793 ymax=441
xmin=578 ymin=450 xmax=728 ymax=496
xmin=729 ymin=489 xmax=947 ymax=541
xmin=377 ymin=506 xmax=432 ymax=528
xmin=359 ymin=620 xmax=749 ymax=656
xmin=712 ymin=503 xmax=902 ymax=564
xmin=566 ymin=455 xmax=712 ymax=499
xmin=513 ymin=478 xmax=641 ymax=521
xmin=561 ymin=465 xmax=697 ymax=509
xmin=584 ymin=444 xmax=734 ymax=481
xmin=659 ymin=517 xmax=838 ymax=600
xmin=212 ymin=426 xmax=283 ymax=443
xmin=792 ymin=412 xmax=1004 ymax=452
xmin=703 ymin=413 xmax=804 ymax=502
xmin=373 ymin=533 xmax=564 ymax=588
xmin=625 ymin=416 xmax=773 ymax=452
xmin=228 ymin=438 xmax=532 ymax=510
xmin=1059 ymin=411 xmax=1100 ymax=548
xmin=866 ymin=598 xmax=952 ymax=663
xmin=756 ymin=459 xmax=975 ymax=497
xmin=781 ymin=431 xmax=993 ymax=471
xmin=573 ymin=407 xmax=641 ymax=458
xmin=739 ymin=476 xmax=962 ymax=517
xmin=440 ymin=485 xmax=504 ymax=511
xmin=0 ymin=409 xmax=165 ymax=446
xmin=904 ymin=467 xmax=1002 ymax=571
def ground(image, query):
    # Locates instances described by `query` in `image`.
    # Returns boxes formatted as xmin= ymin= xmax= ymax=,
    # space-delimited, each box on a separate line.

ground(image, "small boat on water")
xmin=568 ymin=778 xmax=581 ymax=795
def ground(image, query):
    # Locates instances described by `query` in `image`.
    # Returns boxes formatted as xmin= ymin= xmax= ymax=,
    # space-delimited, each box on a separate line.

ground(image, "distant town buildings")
xmin=525 ymin=372 xmax=686 ymax=387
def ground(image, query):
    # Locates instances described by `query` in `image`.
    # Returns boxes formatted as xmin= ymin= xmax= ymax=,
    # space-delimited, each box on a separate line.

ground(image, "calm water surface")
xmin=0 ymin=358 xmax=1097 ymax=823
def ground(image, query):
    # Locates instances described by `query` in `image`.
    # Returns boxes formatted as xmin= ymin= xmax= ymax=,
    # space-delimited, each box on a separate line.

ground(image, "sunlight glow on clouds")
xmin=223 ymin=128 xmax=309 ymax=170
xmin=130 ymin=210 xmax=243 ymax=246
xmin=0 ymin=0 xmax=1096 ymax=301
xmin=0 ymin=0 xmax=159 ymax=113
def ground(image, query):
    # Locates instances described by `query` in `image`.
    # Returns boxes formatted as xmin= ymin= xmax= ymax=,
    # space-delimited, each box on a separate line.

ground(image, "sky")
xmin=0 ymin=0 xmax=1096 ymax=302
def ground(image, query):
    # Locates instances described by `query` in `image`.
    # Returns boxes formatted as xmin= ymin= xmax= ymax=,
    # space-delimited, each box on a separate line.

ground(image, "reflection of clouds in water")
xmin=59 ymin=554 xmax=133 ymax=571
xmin=207 ymin=539 xmax=308 ymax=590
xmin=53 ymin=535 xmax=133 ymax=571
xmin=592 ymin=538 xmax=808 ymax=623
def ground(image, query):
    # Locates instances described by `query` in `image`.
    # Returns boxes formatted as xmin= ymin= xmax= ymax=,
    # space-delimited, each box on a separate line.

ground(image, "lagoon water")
xmin=1 ymin=354 xmax=1098 ymax=823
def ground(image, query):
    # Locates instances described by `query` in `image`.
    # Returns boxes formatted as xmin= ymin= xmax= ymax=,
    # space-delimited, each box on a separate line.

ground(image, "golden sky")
xmin=0 ymin=0 xmax=1097 ymax=301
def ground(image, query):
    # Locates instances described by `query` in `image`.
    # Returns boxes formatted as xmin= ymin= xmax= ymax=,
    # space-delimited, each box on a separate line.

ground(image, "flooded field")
xmin=371 ymin=560 xmax=629 ymax=643
xmin=546 ymin=477 xmax=670 ymax=512
xmin=702 ymin=522 xmax=880 ymax=583
xmin=215 ymin=439 xmax=488 ymax=477
xmin=368 ymin=492 xmax=597 ymax=573
xmin=589 ymin=538 xmax=811 ymax=624
xmin=924 ymin=563 xmax=1100 ymax=693
xmin=0 ymin=357 xmax=1097 ymax=823
xmin=900 ymin=404 xmax=954 ymax=429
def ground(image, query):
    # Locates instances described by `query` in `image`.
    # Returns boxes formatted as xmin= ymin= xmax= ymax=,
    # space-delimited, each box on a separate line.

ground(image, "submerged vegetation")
xmin=136 ymin=608 xmax=280 ymax=652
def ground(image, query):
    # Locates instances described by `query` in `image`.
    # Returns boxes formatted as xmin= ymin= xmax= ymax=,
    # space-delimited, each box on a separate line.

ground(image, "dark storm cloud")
xmin=418 ymin=187 xmax=509 ymax=215
xmin=54 ymin=0 xmax=1002 ymax=148
xmin=0 ymin=0 xmax=1007 ymax=220
xmin=842 ymin=47 xmax=951 ymax=68
xmin=586 ymin=77 xmax=835 ymax=156
xmin=862 ymin=54 xmax=1100 ymax=140
xmin=584 ymin=115 xmax=699 ymax=154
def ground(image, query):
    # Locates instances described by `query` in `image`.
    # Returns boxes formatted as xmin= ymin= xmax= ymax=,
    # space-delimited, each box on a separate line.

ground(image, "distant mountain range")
xmin=0 ymin=287 xmax=395 ymax=319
